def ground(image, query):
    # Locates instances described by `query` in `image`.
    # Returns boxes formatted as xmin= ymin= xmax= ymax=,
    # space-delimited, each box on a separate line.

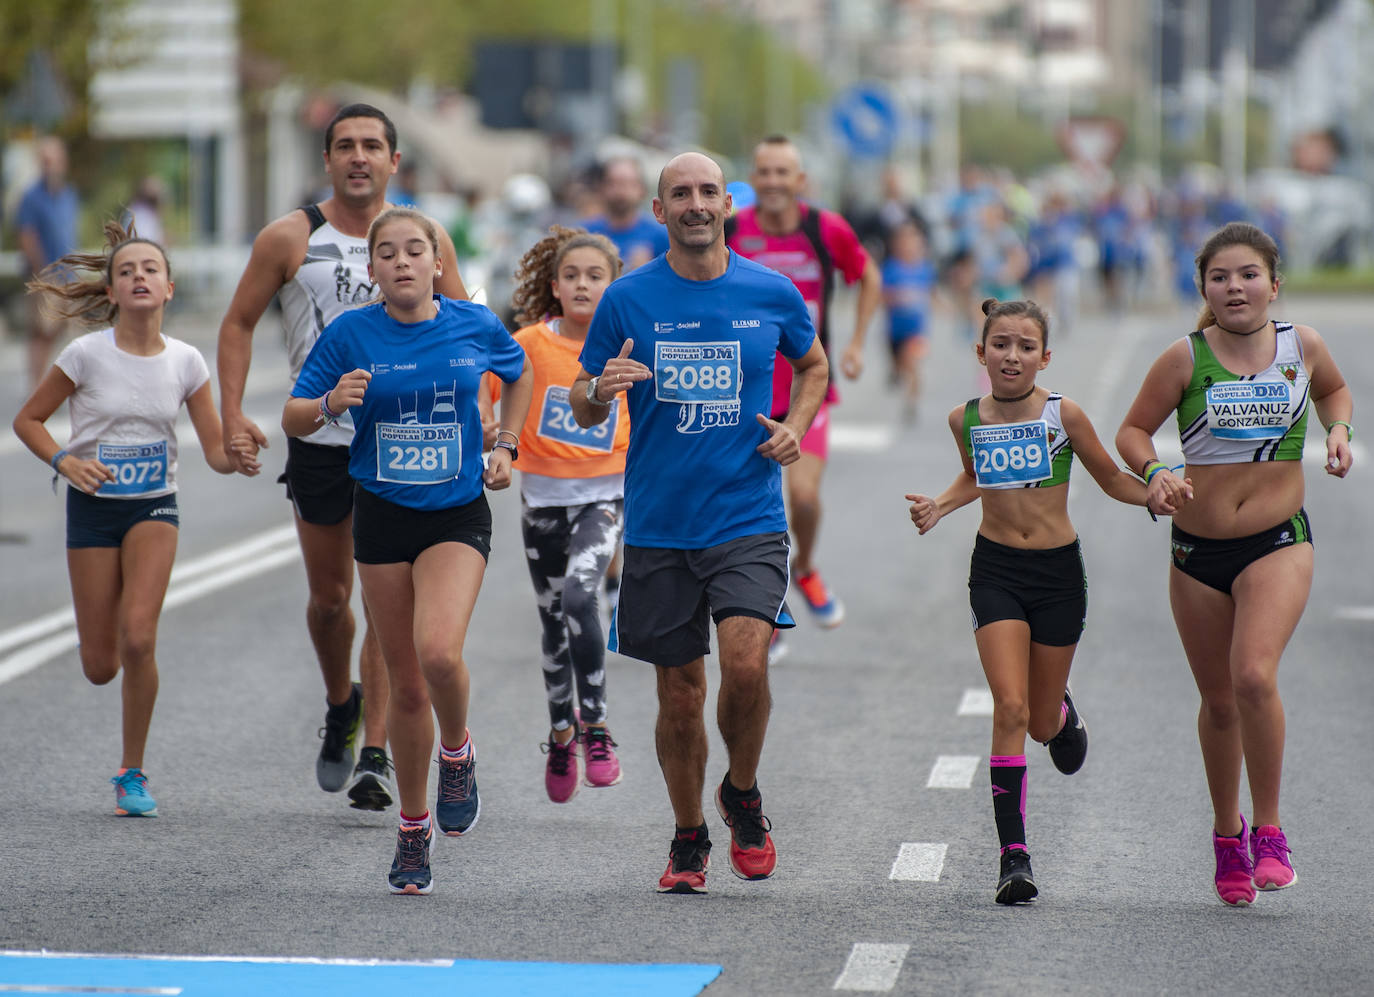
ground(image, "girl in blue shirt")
xmin=284 ymin=207 xmax=531 ymax=896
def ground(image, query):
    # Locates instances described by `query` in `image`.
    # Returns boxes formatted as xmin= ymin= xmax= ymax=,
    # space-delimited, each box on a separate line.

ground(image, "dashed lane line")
xmin=956 ymin=687 xmax=993 ymax=716
xmin=889 ymin=843 xmax=947 ymax=882
xmin=926 ymin=754 xmax=980 ymax=789
xmin=833 ymin=944 xmax=909 ymax=992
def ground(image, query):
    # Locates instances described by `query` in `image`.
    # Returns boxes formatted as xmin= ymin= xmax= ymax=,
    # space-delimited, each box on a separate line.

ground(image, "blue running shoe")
xmin=436 ymin=744 xmax=480 ymax=836
xmin=388 ymin=821 xmax=434 ymax=895
xmin=111 ymin=769 xmax=158 ymax=817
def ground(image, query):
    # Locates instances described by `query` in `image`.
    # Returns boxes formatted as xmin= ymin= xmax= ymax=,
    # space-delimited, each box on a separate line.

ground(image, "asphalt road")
xmin=1 ymin=287 xmax=1372 ymax=995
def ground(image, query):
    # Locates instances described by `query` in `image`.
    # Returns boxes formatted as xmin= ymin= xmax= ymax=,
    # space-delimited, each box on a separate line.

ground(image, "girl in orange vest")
xmin=497 ymin=227 xmax=628 ymax=802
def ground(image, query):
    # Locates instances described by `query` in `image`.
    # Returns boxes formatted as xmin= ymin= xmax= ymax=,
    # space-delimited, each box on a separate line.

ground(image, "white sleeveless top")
xmin=278 ymin=206 xmax=377 ymax=446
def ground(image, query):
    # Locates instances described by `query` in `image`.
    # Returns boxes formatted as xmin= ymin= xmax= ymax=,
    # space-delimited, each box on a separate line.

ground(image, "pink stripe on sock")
xmin=990 ymin=755 xmax=1027 ymax=767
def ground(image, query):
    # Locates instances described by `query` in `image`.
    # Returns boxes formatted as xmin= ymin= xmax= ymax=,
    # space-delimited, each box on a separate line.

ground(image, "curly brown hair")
xmin=26 ymin=219 xmax=169 ymax=327
xmin=510 ymin=225 xmax=621 ymax=326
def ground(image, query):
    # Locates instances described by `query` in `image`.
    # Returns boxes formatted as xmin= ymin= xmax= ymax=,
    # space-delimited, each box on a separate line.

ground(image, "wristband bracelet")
xmin=496 ymin=430 xmax=520 ymax=446
xmin=1143 ymin=461 xmax=1167 ymax=484
xmin=318 ymin=394 xmax=340 ymax=425
xmin=50 ymin=449 xmax=69 ymax=471
xmin=1328 ymin=420 xmax=1353 ymax=441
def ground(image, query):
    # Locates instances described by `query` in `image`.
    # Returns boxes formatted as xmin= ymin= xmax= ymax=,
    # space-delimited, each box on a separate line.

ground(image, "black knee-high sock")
xmin=990 ymin=755 xmax=1028 ymax=852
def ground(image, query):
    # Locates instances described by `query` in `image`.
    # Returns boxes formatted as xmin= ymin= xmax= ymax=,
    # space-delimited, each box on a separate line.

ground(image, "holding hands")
xmin=1144 ymin=464 xmax=1194 ymax=517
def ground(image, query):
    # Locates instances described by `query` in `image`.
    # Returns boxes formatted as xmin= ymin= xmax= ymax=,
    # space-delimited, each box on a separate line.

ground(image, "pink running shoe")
xmin=542 ymin=734 xmax=580 ymax=803
xmin=1213 ymin=816 xmax=1256 ymax=907
xmin=581 ymin=726 xmax=622 ymax=787
xmin=1251 ymin=824 xmax=1297 ymax=890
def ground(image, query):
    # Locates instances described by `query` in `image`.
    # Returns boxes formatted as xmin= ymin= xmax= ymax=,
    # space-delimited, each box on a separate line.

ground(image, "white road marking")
xmin=830 ymin=422 xmax=894 ymax=453
xmin=926 ymin=755 xmax=980 ymax=788
xmin=833 ymin=943 xmax=909 ymax=992
xmin=0 ymin=987 xmax=181 ymax=995
xmin=1333 ymin=606 xmax=1374 ymax=622
xmin=889 ymin=843 xmax=947 ymax=882
xmin=956 ymin=688 xmax=993 ymax=716
xmin=0 ymin=526 xmax=299 ymax=686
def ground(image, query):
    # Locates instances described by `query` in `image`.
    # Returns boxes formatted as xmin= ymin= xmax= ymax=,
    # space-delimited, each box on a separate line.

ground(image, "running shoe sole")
xmin=996 ymin=874 xmax=1038 ymax=905
xmin=348 ymin=772 xmax=394 ymax=811
xmin=658 ymin=856 xmax=710 ymax=894
xmin=438 ymin=799 xmax=479 ymax=837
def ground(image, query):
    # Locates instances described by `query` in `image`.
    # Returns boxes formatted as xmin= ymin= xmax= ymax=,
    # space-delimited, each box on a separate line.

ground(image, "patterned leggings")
xmin=521 ymin=499 xmax=624 ymax=731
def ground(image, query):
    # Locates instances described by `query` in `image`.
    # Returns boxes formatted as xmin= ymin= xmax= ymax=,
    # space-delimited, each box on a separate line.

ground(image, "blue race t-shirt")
xmin=585 ymin=213 xmax=670 ymax=270
xmin=580 ymin=252 xmax=816 ymax=548
xmin=293 ymin=296 xmax=525 ymax=510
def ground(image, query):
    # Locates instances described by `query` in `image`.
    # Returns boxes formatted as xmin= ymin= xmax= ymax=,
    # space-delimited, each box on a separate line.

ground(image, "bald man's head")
xmin=656 ymin=152 xmax=725 ymax=203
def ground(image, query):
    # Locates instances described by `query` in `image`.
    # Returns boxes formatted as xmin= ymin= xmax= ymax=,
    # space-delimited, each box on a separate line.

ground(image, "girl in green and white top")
xmin=906 ymin=296 xmax=1156 ymax=905
xmin=1116 ymin=222 xmax=1352 ymax=907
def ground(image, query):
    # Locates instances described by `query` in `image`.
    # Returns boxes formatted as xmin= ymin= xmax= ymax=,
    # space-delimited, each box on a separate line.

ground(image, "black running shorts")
xmin=1170 ymin=510 xmax=1312 ymax=595
xmin=351 ymin=484 xmax=492 ymax=565
xmin=968 ymin=533 xmax=1087 ymax=647
xmin=280 ymin=438 xmax=354 ymax=526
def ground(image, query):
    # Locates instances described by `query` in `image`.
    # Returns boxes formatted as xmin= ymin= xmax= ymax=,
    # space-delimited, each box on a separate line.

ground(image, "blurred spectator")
xmin=584 ymin=156 xmax=668 ymax=271
xmin=16 ymin=136 xmax=79 ymax=388
xmin=124 ymin=175 xmax=167 ymax=244
xmin=972 ymin=199 xmax=1029 ymax=303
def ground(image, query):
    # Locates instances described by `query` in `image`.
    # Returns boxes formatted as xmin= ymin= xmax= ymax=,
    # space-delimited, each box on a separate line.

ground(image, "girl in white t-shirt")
xmin=12 ymin=222 xmax=260 ymax=818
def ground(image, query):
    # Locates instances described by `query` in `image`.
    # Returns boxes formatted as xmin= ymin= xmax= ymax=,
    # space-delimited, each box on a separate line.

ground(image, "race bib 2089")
xmin=970 ymin=420 xmax=1052 ymax=487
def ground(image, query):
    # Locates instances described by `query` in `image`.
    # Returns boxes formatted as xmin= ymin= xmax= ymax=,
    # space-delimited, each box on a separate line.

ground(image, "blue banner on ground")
xmin=0 ymin=951 xmax=722 ymax=996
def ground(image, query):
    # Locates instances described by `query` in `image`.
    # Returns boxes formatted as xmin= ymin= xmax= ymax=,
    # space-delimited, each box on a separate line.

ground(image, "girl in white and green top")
xmin=906 ymin=296 xmax=1153 ymax=906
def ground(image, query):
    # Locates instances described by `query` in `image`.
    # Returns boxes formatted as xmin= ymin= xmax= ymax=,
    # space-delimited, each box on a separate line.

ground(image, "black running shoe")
xmin=659 ymin=825 xmax=711 ymax=894
xmin=317 ymin=683 xmax=362 ymax=792
xmin=996 ymin=847 xmax=1038 ymax=905
xmin=348 ymin=746 xmax=395 ymax=811
xmin=388 ymin=821 xmax=434 ymax=896
xmin=1046 ymin=689 xmax=1088 ymax=775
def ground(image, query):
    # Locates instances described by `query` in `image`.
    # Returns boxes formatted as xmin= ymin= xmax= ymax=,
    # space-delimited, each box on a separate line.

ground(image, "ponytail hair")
xmin=26 ymin=219 xmax=169 ymax=327
xmin=979 ymin=296 xmax=1050 ymax=347
xmin=1194 ymin=222 xmax=1281 ymax=330
xmin=510 ymin=225 xmax=621 ymax=326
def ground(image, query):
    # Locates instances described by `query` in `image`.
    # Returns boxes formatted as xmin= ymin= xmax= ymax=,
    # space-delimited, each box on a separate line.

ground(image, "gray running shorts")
xmin=610 ymin=531 xmax=794 ymax=667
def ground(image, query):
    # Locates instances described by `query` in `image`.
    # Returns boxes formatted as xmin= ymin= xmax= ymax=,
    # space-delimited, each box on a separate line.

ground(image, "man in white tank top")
xmin=216 ymin=104 xmax=468 ymax=811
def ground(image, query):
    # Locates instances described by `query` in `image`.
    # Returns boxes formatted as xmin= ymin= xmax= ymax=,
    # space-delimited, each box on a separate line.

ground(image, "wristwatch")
xmin=493 ymin=440 xmax=518 ymax=462
xmin=585 ymin=375 xmax=610 ymax=407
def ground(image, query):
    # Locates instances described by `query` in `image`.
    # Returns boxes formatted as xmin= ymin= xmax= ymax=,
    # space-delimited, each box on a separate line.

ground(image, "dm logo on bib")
xmin=1205 ymin=381 xmax=1290 ymax=441
xmin=676 ymin=401 xmax=741 ymax=435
